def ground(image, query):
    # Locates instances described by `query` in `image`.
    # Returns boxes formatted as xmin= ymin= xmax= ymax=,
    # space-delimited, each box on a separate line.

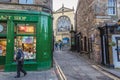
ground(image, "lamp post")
xmin=70 ymin=25 xmax=75 ymax=51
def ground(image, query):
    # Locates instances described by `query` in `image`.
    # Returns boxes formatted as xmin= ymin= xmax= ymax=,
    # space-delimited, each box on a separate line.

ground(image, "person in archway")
xmin=14 ymin=48 xmax=27 ymax=78
xmin=59 ymin=41 xmax=63 ymax=51
xmin=55 ymin=42 xmax=58 ymax=50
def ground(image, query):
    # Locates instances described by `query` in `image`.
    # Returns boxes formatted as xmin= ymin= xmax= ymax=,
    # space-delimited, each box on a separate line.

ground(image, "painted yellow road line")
xmin=54 ymin=58 xmax=67 ymax=80
xmin=92 ymin=65 xmax=120 ymax=80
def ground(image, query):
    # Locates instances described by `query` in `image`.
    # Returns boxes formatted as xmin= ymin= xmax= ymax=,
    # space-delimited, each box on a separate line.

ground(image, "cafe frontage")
xmin=0 ymin=9 xmax=53 ymax=72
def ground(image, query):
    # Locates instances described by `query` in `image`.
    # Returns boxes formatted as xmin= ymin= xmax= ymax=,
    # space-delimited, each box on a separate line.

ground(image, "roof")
xmin=54 ymin=5 xmax=74 ymax=13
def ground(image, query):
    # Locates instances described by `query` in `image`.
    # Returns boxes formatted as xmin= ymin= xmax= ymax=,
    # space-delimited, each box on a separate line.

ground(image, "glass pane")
xmin=19 ymin=0 xmax=26 ymax=4
xmin=108 ymin=0 xmax=115 ymax=7
xmin=0 ymin=39 xmax=6 ymax=56
xmin=118 ymin=40 xmax=120 ymax=60
xmin=57 ymin=16 xmax=71 ymax=32
xmin=0 ymin=22 xmax=7 ymax=34
xmin=16 ymin=23 xmax=35 ymax=34
xmin=19 ymin=0 xmax=33 ymax=4
xmin=108 ymin=7 xmax=115 ymax=15
xmin=27 ymin=0 xmax=33 ymax=4
xmin=14 ymin=36 xmax=36 ymax=60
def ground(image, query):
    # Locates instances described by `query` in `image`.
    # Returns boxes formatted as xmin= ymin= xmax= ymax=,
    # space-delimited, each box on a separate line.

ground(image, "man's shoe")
xmin=24 ymin=73 xmax=27 ymax=76
xmin=14 ymin=76 xmax=20 ymax=78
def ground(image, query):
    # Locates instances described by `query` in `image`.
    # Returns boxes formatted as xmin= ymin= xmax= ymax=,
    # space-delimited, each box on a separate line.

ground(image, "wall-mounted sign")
xmin=0 ymin=24 xmax=3 ymax=32
xmin=18 ymin=26 xmax=34 ymax=33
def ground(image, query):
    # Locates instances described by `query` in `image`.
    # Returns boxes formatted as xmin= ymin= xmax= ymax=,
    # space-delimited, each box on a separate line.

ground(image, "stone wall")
xmin=76 ymin=0 xmax=114 ymax=63
xmin=0 ymin=0 xmax=53 ymax=13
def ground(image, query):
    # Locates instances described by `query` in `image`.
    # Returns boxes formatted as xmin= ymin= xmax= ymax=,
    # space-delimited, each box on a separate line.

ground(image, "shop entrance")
xmin=14 ymin=23 xmax=36 ymax=61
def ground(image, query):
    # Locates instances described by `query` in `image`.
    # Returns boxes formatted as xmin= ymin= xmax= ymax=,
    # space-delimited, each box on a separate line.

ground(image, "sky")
xmin=53 ymin=0 xmax=78 ymax=11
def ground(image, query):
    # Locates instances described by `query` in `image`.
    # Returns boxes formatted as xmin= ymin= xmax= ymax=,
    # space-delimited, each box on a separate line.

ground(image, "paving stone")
xmin=0 ymin=68 xmax=58 ymax=80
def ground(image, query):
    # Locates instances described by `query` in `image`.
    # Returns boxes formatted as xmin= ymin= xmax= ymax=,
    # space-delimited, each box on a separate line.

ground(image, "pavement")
xmin=78 ymin=51 xmax=120 ymax=80
xmin=97 ymin=65 xmax=120 ymax=79
xmin=0 ymin=68 xmax=58 ymax=80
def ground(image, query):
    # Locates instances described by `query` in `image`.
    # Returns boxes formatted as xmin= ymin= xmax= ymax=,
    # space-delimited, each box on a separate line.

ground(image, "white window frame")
xmin=107 ymin=0 xmax=116 ymax=15
xmin=19 ymin=0 xmax=34 ymax=4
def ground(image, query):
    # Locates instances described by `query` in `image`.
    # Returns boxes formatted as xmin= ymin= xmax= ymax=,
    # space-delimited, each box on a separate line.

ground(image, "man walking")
xmin=14 ymin=48 xmax=27 ymax=78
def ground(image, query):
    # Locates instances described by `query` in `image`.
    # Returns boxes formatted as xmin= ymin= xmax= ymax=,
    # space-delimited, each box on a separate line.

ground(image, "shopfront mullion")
xmin=36 ymin=18 xmax=41 ymax=63
xmin=5 ymin=20 xmax=14 ymax=65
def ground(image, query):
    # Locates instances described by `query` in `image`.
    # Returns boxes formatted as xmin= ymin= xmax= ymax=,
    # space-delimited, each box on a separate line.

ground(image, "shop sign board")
xmin=0 ymin=15 xmax=27 ymax=21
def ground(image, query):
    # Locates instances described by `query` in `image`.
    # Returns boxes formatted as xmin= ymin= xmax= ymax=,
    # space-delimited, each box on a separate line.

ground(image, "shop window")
xmin=0 ymin=39 xmax=6 ymax=56
xmin=16 ymin=23 xmax=35 ymax=34
xmin=0 ymin=22 xmax=7 ymax=34
xmin=0 ymin=22 xmax=7 ymax=56
xmin=14 ymin=23 xmax=36 ymax=61
xmin=14 ymin=36 xmax=36 ymax=60
xmin=19 ymin=0 xmax=33 ymax=4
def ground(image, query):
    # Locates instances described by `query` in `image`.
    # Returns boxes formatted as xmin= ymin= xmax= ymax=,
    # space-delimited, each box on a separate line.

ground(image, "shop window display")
xmin=16 ymin=24 xmax=35 ymax=34
xmin=0 ymin=22 xmax=7 ymax=56
xmin=14 ymin=36 xmax=36 ymax=60
xmin=14 ymin=23 xmax=36 ymax=61
xmin=0 ymin=39 xmax=6 ymax=56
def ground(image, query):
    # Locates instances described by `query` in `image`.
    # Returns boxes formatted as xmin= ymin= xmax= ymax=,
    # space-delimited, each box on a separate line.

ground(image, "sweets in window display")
xmin=0 ymin=39 xmax=6 ymax=56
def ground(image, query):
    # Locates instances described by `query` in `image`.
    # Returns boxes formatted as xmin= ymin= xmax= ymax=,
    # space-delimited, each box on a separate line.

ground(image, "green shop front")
xmin=0 ymin=10 xmax=53 ymax=72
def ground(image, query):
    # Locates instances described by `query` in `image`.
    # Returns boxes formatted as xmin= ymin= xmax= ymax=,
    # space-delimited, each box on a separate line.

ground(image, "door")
xmin=112 ymin=35 xmax=120 ymax=68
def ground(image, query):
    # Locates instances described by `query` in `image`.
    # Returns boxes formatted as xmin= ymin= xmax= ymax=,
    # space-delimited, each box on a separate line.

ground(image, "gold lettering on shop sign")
xmin=0 ymin=15 xmax=12 ymax=20
xmin=0 ymin=16 xmax=6 ymax=19
xmin=8 ymin=16 xmax=12 ymax=19
xmin=0 ymin=15 xmax=27 ymax=20
xmin=14 ymin=16 xmax=27 ymax=21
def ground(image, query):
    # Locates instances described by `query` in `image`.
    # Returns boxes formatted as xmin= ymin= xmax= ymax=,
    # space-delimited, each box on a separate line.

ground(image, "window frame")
xmin=107 ymin=0 xmax=116 ymax=15
xmin=19 ymin=0 xmax=34 ymax=4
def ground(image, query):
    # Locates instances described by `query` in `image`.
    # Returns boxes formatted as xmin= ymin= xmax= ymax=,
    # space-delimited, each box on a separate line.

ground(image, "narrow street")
xmin=54 ymin=49 xmax=113 ymax=80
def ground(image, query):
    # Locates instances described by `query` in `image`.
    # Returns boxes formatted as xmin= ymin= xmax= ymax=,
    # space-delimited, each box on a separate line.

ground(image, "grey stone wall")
xmin=76 ymin=0 xmax=113 ymax=63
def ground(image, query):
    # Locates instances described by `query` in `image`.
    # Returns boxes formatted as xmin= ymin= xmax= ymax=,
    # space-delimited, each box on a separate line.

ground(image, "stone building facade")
xmin=76 ymin=0 xmax=118 ymax=66
xmin=53 ymin=5 xmax=75 ymax=44
xmin=0 ymin=0 xmax=53 ymax=13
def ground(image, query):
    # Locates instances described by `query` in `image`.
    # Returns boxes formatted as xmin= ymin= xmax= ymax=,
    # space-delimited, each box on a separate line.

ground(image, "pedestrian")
xmin=59 ymin=41 xmax=63 ymax=51
xmin=55 ymin=42 xmax=58 ymax=50
xmin=14 ymin=48 xmax=27 ymax=78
